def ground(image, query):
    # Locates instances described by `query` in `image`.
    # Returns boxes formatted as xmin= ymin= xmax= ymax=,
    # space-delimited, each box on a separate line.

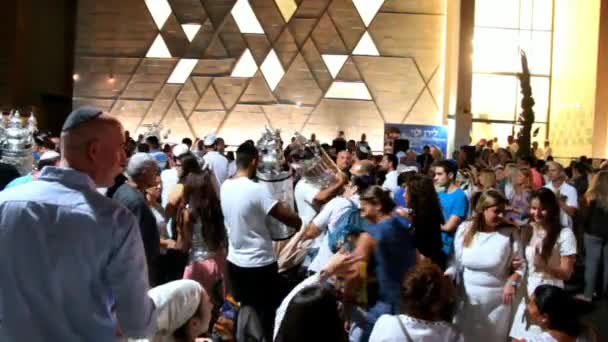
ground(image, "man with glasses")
xmin=112 ymin=153 xmax=162 ymax=286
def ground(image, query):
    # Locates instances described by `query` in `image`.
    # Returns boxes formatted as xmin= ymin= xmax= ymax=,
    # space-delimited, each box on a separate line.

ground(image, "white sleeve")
xmin=558 ymin=228 xmax=577 ymax=256
xmin=303 ymin=182 xmax=319 ymax=205
xmin=445 ymin=222 xmax=468 ymax=279
xmin=565 ymin=186 xmax=578 ymax=208
xmin=369 ymin=315 xmax=402 ymax=342
xmin=257 ymin=184 xmax=279 ymax=214
xmin=312 ymin=199 xmax=336 ymax=231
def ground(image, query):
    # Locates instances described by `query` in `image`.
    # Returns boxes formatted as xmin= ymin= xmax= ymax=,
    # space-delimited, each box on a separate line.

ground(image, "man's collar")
xmin=38 ymin=167 xmax=97 ymax=191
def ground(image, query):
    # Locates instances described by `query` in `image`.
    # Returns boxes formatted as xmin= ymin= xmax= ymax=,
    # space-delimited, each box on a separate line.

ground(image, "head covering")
xmin=39 ymin=150 xmax=60 ymax=161
xmin=397 ymin=165 xmax=418 ymax=173
xmin=203 ymin=133 xmax=217 ymax=147
xmin=395 ymin=151 xmax=406 ymax=160
xmin=137 ymin=280 xmax=204 ymax=342
xmin=172 ymin=144 xmax=190 ymax=158
xmin=61 ymin=106 xmax=103 ymax=132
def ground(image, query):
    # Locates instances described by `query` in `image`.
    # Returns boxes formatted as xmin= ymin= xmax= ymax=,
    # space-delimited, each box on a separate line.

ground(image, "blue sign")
xmin=384 ymin=123 xmax=449 ymax=156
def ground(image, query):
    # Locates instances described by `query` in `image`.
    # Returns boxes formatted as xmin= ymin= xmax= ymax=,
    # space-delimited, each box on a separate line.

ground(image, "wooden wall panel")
xmin=74 ymin=0 xmax=448 ymax=149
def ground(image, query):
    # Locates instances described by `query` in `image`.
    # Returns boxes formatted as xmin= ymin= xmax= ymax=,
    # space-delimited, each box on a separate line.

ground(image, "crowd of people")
xmin=0 ymin=107 xmax=606 ymax=342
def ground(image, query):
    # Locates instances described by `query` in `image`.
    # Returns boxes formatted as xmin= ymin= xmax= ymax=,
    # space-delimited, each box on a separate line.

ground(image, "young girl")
xmin=510 ymin=188 xmax=576 ymax=340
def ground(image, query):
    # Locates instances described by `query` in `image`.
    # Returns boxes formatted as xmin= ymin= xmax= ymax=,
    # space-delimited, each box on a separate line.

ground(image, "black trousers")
xmin=227 ymin=261 xmax=281 ymax=340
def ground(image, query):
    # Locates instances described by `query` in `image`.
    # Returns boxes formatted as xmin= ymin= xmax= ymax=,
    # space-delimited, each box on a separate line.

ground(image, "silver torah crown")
xmin=0 ymin=110 xmax=36 ymax=175
xmin=141 ymin=123 xmax=171 ymax=142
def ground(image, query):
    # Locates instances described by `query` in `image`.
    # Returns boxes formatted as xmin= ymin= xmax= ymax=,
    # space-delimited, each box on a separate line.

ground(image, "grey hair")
xmin=126 ymin=153 xmax=157 ymax=178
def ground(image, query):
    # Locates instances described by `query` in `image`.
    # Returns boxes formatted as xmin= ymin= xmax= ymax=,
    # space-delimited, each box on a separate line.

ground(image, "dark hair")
xmin=406 ymin=175 xmax=446 ymax=269
xmin=183 ymin=171 xmax=227 ymax=251
xmin=182 ymin=137 xmax=193 ymax=148
xmin=573 ymin=161 xmax=588 ymax=176
xmin=137 ymin=143 xmax=150 ymax=153
xmin=173 ymin=300 xmax=204 ymax=339
xmin=397 ymin=170 xmax=416 ymax=187
xmin=533 ymin=285 xmax=581 ymax=337
xmin=520 ymin=155 xmax=536 ymax=167
xmin=360 ymin=186 xmax=396 ymax=214
xmin=275 ymin=285 xmax=347 ymax=342
xmin=402 ymin=262 xmax=456 ymax=322
xmin=433 ymin=160 xmax=457 ymax=179
xmin=528 ymin=188 xmax=562 ymax=261
xmin=384 ymin=153 xmax=398 ymax=170
xmin=178 ymin=153 xmax=201 ymax=183
xmin=145 ymin=136 xmax=160 ymax=149
xmin=236 ymin=142 xmax=258 ymax=170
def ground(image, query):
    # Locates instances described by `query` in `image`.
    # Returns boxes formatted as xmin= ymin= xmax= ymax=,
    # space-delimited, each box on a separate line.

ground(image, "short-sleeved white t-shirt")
xmin=204 ymin=151 xmax=229 ymax=185
xmin=220 ymin=177 xmax=279 ymax=268
xmin=544 ymin=182 xmax=578 ymax=209
xmin=307 ymin=196 xmax=355 ymax=273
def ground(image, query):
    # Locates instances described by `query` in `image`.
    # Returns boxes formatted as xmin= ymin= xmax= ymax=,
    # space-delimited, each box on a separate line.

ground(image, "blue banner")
xmin=384 ymin=123 xmax=449 ymax=156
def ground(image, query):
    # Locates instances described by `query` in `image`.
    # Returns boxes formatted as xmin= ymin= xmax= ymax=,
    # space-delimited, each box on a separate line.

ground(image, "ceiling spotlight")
xmin=108 ymin=75 xmax=116 ymax=84
xmin=72 ymin=74 xmax=80 ymax=81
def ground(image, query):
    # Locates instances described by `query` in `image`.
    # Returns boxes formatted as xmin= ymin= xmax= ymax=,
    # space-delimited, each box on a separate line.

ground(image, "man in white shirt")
xmin=202 ymin=133 xmax=229 ymax=185
xmin=302 ymin=160 xmax=375 ymax=273
xmin=380 ymin=153 xmax=400 ymax=194
xmin=220 ymin=142 xmax=302 ymax=340
xmin=160 ymin=144 xmax=190 ymax=209
xmin=544 ymin=161 xmax=578 ymax=218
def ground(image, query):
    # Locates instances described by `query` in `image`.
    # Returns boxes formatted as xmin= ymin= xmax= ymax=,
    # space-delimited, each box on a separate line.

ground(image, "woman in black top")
xmin=582 ymin=170 xmax=608 ymax=301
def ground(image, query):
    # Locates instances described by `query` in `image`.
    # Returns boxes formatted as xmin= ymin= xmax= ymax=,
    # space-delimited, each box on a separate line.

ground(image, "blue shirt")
xmin=393 ymin=187 xmax=406 ymax=208
xmin=0 ymin=167 xmax=157 ymax=341
xmin=149 ymin=149 xmax=168 ymax=169
xmin=4 ymin=173 xmax=34 ymax=189
xmin=366 ymin=217 xmax=416 ymax=311
xmin=438 ymin=188 xmax=469 ymax=257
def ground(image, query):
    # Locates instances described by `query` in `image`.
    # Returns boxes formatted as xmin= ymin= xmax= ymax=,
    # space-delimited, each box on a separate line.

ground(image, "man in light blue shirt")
xmin=0 ymin=107 xmax=157 ymax=341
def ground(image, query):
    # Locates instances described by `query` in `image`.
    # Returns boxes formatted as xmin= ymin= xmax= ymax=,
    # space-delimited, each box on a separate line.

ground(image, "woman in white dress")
xmin=369 ymin=262 xmax=463 ymax=342
xmin=446 ymin=189 xmax=524 ymax=342
xmin=510 ymin=188 xmax=576 ymax=339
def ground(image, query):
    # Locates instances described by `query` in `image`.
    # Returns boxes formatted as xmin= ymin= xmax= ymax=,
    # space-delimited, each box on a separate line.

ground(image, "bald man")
xmin=0 ymin=107 xmax=157 ymax=341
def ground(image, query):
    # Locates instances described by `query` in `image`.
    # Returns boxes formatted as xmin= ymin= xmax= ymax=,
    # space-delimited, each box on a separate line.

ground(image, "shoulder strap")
xmin=395 ymin=316 xmax=414 ymax=342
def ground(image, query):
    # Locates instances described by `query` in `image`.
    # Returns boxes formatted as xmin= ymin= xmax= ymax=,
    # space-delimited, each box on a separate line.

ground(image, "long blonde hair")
xmin=464 ymin=189 xmax=510 ymax=247
xmin=515 ymin=167 xmax=533 ymax=192
xmin=586 ymin=170 xmax=608 ymax=209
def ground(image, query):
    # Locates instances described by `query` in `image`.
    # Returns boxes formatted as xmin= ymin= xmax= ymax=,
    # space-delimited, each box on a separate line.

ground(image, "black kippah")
xmin=61 ymin=106 xmax=103 ymax=132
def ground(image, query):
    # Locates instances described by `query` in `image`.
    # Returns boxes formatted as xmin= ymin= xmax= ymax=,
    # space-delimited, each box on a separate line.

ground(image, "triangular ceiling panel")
xmin=300 ymin=38 xmax=332 ymax=91
xmin=176 ymin=78 xmax=200 ymax=114
xmin=273 ymin=28 xmax=299 ymax=70
xmin=142 ymin=84 xmax=183 ymax=123
xmin=275 ymin=0 xmax=298 ymax=23
xmin=275 ymin=54 xmax=322 ymax=106
xmin=196 ymin=84 xmax=226 ymax=111
xmin=288 ymin=18 xmax=317 ymax=48
xmin=239 ymin=71 xmax=277 ymax=104
xmin=381 ymin=0 xmax=447 ymax=15
xmin=311 ymin=13 xmax=348 ymax=55
xmin=203 ymin=0 xmax=237 ymax=29
xmin=204 ymin=36 xmax=229 ymax=58
xmin=352 ymin=0 xmax=384 ymax=27
xmin=244 ymin=34 xmax=272 ymax=65
xmin=403 ymin=89 xmax=441 ymax=124
xmin=212 ymin=77 xmax=249 ymax=109
xmin=218 ymin=105 xmax=270 ymax=145
xmin=353 ymin=31 xmax=380 ymax=56
xmin=250 ymin=0 xmax=286 ymax=43
xmin=182 ymin=24 xmax=201 ymax=42
xmin=190 ymin=76 xmax=213 ymax=95
xmin=183 ymin=20 xmax=215 ymax=58
xmin=145 ymin=0 xmax=172 ymax=30
xmin=335 ymin=57 xmax=363 ymax=82
xmin=122 ymin=59 xmax=177 ymax=100
xmin=111 ymin=100 xmax=153 ymax=134
xmin=427 ymin=66 xmax=443 ymax=109
xmin=321 ymin=54 xmax=348 ymax=78
xmin=369 ymin=13 xmax=444 ymax=80
xmin=231 ymin=49 xmax=258 ymax=78
xmin=304 ymin=99 xmax=384 ymax=134
xmin=168 ymin=0 xmax=208 ymax=23
xmin=188 ymin=110 xmax=227 ymax=136
xmin=294 ymin=0 xmax=330 ymax=18
xmin=354 ymin=56 xmax=425 ymax=123
xmin=191 ymin=59 xmax=236 ymax=76
xmin=260 ymin=105 xmax=312 ymax=134
xmin=327 ymin=0 xmax=366 ymax=51
xmin=146 ymin=34 xmax=172 ymax=58
xmin=218 ymin=14 xmax=248 ymax=58
xmin=161 ymin=101 xmax=195 ymax=140
xmin=160 ymin=14 xmax=190 ymax=57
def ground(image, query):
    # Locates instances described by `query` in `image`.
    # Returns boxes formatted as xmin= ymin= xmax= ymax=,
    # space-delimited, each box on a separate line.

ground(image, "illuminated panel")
xmin=321 ymin=55 xmax=348 ymax=78
xmin=260 ymin=49 xmax=285 ymax=91
xmin=146 ymin=34 xmax=172 ymax=58
xmin=231 ymin=49 xmax=258 ymax=78
xmin=275 ymin=0 xmax=298 ymax=23
xmin=352 ymin=0 xmax=384 ymax=27
xmin=325 ymin=82 xmax=372 ymax=100
xmin=353 ymin=32 xmax=380 ymax=56
xmin=167 ymin=59 xmax=198 ymax=84
xmin=182 ymin=24 xmax=201 ymax=42
xmin=232 ymin=0 xmax=265 ymax=34
xmin=144 ymin=0 xmax=172 ymax=30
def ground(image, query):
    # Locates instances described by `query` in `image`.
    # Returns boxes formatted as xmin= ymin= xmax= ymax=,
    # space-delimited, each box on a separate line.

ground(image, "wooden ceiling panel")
xmin=183 ymin=20 xmax=215 ymax=58
xmin=354 ymin=56 xmax=424 ymax=123
xmin=250 ymin=0 xmax=286 ymax=43
xmin=275 ymin=54 xmax=322 ymax=106
xmin=191 ymin=59 xmax=236 ymax=76
xmin=294 ymin=0 xmax=330 ymax=19
xmin=335 ymin=57 xmax=362 ymax=82
xmin=122 ymin=59 xmax=178 ymax=100
xmin=239 ymin=71 xmax=276 ymax=104
xmin=161 ymin=101 xmax=195 ymax=140
xmin=404 ymin=89 xmax=441 ymax=124
xmin=300 ymin=38 xmax=332 ymax=92
xmin=219 ymin=104 xmax=270 ymax=145
xmin=244 ymin=34 xmax=272 ymax=65
xmin=212 ymin=77 xmax=249 ymax=109
xmin=168 ymin=0 xmax=208 ymax=23
xmin=288 ymin=18 xmax=317 ymax=48
xmin=202 ymin=0 xmax=237 ymax=29
xmin=273 ymin=29 xmax=299 ymax=69
xmin=189 ymin=110 xmax=227 ymax=137
xmin=311 ymin=13 xmax=348 ymax=55
xmin=327 ymin=0 xmax=366 ymax=52
xmin=196 ymin=84 xmax=226 ymax=111
xmin=176 ymin=78 xmax=200 ymax=113
xmin=218 ymin=15 xmax=248 ymax=58
xmin=141 ymin=84 xmax=183 ymax=123
xmin=160 ymin=14 xmax=190 ymax=57
xmin=380 ymin=0 xmax=447 ymax=15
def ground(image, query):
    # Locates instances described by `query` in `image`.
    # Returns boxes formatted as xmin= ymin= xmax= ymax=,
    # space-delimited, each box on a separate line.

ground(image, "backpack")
xmin=328 ymin=200 xmax=368 ymax=253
